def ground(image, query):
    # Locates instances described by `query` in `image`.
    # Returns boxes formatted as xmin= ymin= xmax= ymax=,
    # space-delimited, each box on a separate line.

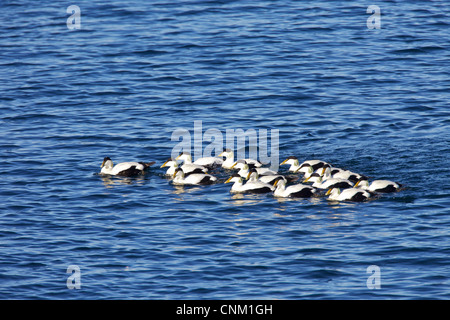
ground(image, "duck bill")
xmin=273 ymin=179 xmax=279 ymax=187
xmin=321 ymin=167 xmax=326 ymax=175
xmin=160 ymin=160 xmax=168 ymax=168
xmin=280 ymin=159 xmax=288 ymax=165
xmin=303 ymin=177 xmax=310 ymax=183
xmin=230 ymin=162 xmax=237 ymax=169
xmin=354 ymin=180 xmax=361 ymax=187
xmin=246 ymin=172 xmax=251 ymax=180
xmin=325 ymin=188 xmax=332 ymax=196
xmin=224 ymin=177 xmax=232 ymax=184
xmin=101 ymin=159 xmax=107 ymax=168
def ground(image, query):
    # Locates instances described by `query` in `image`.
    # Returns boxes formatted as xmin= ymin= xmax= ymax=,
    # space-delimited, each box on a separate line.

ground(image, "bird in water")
xmin=160 ymin=158 xmax=207 ymax=176
xmin=320 ymin=164 xmax=364 ymax=183
xmin=303 ymin=173 xmax=354 ymax=190
xmin=281 ymin=157 xmax=329 ymax=174
xmin=176 ymin=152 xmax=223 ymax=169
xmin=100 ymin=157 xmax=155 ymax=177
xmin=231 ymin=160 xmax=277 ymax=177
xmin=354 ymin=176 xmax=402 ymax=193
xmin=172 ymin=167 xmax=217 ymax=185
xmin=219 ymin=148 xmax=262 ymax=169
xmin=246 ymin=168 xmax=287 ymax=185
xmin=272 ymin=177 xmax=316 ymax=198
xmin=326 ymin=187 xmax=372 ymax=202
xmin=225 ymin=174 xmax=274 ymax=194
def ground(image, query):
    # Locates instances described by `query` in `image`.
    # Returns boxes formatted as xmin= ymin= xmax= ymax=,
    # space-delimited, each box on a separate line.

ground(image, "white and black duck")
xmin=225 ymin=174 xmax=274 ymax=194
xmin=326 ymin=187 xmax=372 ymax=202
xmin=172 ymin=167 xmax=217 ymax=185
xmin=354 ymin=176 xmax=402 ymax=193
xmin=100 ymin=157 xmax=155 ymax=177
xmin=273 ymin=177 xmax=316 ymax=198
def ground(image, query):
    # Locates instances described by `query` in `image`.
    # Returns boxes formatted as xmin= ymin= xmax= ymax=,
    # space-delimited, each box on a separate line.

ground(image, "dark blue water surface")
xmin=1 ymin=0 xmax=450 ymax=299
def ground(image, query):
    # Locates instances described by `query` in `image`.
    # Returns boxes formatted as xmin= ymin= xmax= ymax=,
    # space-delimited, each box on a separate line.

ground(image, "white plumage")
xmin=295 ymin=159 xmax=329 ymax=174
xmin=176 ymin=152 xmax=223 ymax=168
xmin=225 ymin=174 xmax=274 ymax=194
xmin=354 ymin=178 xmax=401 ymax=193
xmin=172 ymin=168 xmax=217 ymax=185
xmin=219 ymin=149 xmax=262 ymax=169
xmin=100 ymin=157 xmax=155 ymax=176
xmin=326 ymin=187 xmax=371 ymax=202
xmin=320 ymin=164 xmax=363 ymax=183
xmin=218 ymin=149 xmax=236 ymax=169
xmin=160 ymin=158 xmax=207 ymax=176
xmin=304 ymin=174 xmax=354 ymax=189
xmin=246 ymin=169 xmax=286 ymax=185
xmin=280 ymin=156 xmax=301 ymax=172
xmin=232 ymin=160 xmax=277 ymax=177
xmin=273 ymin=178 xmax=316 ymax=198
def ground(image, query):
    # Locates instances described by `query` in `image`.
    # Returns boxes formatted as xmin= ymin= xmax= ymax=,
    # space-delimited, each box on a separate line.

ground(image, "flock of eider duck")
xmin=100 ymin=149 xmax=402 ymax=202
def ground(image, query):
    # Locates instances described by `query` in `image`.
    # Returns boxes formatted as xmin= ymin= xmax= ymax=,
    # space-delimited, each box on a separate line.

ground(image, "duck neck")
xmin=223 ymin=152 xmax=234 ymax=166
xmin=329 ymin=188 xmax=341 ymax=199
xmin=238 ymin=167 xmax=248 ymax=177
xmin=174 ymin=171 xmax=184 ymax=181
xmin=322 ymin=167 xmax=331 ymax=180
xmin=303 ymin=166 xmax=314 ymax=178
xmin=289 ymin=160 xmax=300 ymax=172
xmin=183 ymin=154 xmax=192 ymax=164
xmin=232 ymin=179 xmax=244 ymax=189
xmin=101 ymin=160 xmax=114 ymax=173
xmin=276 ymin=181 xmax=286 ymax=192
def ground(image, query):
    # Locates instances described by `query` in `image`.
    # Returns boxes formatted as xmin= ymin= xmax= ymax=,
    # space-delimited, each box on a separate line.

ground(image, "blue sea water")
xmin=0 ymin=0 xmax=449 ymax=300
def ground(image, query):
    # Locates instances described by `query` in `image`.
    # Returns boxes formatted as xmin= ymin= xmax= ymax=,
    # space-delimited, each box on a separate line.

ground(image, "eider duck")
xmin=321 ymin=164 xmax=364 ymax=183
xmin=160 ymin=158 xmax=207 ymax=176
xmin=291 ymin=159 xmax=329 ymax=175
xmin=172 ymin=167 xmax=217 ymax=185
xmin=218 ymin=149 xmax=236 ymax=169
xmin=225 ymin=174 xmax=274 ymax=194
xmin=304 ymin=173 xmax=354 ymax=189
xmin=231 ymin=160 xmax=277 ymax=177
xmin=354 ymin=177 xmax=401 ymax=193
xmin=246 ymin=168 xmax=287 ymax=185
xmin=273 ymin=177 xmax=316 ymax=198
xmin=176 ymin=152 xmax=223 ymax=169
xmin=219 ymin=148 xmax=262 ymax=169
xmin=326 ymin=187 xmax=371 ymax=202
xmin=100 ymin=157 xmax=155 ymax=177
xmin=280 ymin=156 xmax=301 ymax=172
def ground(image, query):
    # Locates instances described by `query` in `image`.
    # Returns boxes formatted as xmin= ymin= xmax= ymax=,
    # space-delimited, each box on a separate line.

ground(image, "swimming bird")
xmin=320 ymin=164 xmax=364 ymax=183
xmin=354 ymin=177 xmax=401 ymax=193
xmin=303 ymin=173 xmax=354 ymax=189
xmin=290 ymin=158 xmax=329 ymax=176
xmin=176 ymin=152 xmax=223 ymax=169
xmin=246 ymin=168 xmax=287 ymax=185
xmin=218 ymin=149 xmax=236 ymax=169
xmin=100 ymin=157 xmax=155 ymax=176
xmin=225 ymin=174 xmax=274 ymax=194
xmin=280 ymin=156 xmax=301 ymax=172
xmin=219 ymin=148 xmax=262 ymax=169
xmin=326 ymin=187 xmax=371 ymax=202
xmin=172 ymin=167 xmax=217 ymax=185
xmin=231 ymin=160 xmax=277 ymax=177
xmin=273 ymin=177 xmax=316 ymax=198
xmin=160 ymin=158 xmax=207 ymax=176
